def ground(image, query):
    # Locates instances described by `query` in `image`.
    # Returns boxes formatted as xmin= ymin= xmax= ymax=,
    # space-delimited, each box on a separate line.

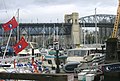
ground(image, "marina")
xmin=1 ymin=0 xmax=120 ymax=81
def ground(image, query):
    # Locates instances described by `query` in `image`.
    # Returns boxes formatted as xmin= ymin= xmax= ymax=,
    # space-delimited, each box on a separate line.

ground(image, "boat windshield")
xmin=67 ymin=50 xmax=87 ymax=57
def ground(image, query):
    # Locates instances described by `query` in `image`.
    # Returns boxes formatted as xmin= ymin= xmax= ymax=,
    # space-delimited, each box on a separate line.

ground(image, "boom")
xmin=112 ymin=0 xmax=120 ymax=38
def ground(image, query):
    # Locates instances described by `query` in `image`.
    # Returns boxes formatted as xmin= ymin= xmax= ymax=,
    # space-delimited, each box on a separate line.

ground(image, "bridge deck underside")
xmin=0 ymin=23 xmax=116 ymax=36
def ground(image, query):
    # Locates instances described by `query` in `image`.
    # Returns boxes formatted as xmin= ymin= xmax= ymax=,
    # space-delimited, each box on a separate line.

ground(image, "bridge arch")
xmin=79 ymin=14 xmax=115 ymax=23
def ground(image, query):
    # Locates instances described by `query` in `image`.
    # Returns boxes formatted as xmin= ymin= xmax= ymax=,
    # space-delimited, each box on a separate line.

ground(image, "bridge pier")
xmin=64 ymin=12 xmax=80 ymax=48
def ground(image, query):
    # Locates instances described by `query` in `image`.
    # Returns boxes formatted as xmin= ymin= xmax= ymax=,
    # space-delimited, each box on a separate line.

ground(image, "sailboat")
xmin=0 ymin=10 xmax=34 ymax=74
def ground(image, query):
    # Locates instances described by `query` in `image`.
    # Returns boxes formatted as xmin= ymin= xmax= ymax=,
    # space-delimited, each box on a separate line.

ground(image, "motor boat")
xmin=63 ymin=45 xmax=106 ymax=73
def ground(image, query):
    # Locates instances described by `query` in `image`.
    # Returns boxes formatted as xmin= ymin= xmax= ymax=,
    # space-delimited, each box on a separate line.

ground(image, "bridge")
xmin=0 ymin=14 xmax=116 ymax=36
xmin=80 ymin=14 xmax=115 ymax=23
xmin=0 ymin=14 xmax=117 ymax=47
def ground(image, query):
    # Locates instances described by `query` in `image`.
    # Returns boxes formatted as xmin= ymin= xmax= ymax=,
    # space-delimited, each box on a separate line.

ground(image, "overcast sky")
xmin=0 ymin=0 xmax=118 ymax=23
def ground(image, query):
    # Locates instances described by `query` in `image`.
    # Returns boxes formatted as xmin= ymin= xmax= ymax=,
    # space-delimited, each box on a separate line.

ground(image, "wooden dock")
xmin=0 ymin=72 xmax=75 ymax=81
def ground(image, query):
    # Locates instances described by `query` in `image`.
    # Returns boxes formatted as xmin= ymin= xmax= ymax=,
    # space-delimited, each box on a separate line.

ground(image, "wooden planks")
xmin=0 ymin=72 xmax=74 ymax=81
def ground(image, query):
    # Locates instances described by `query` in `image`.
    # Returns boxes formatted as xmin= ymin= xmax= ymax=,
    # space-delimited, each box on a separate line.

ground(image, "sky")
xmin=0 ymin=0 xmax=118 ymax=23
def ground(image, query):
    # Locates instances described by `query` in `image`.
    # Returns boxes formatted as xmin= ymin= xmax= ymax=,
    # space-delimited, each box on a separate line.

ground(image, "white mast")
xmin=48 ymin=27 xmax=50 ymax=46
xmin=17 ymin=9 xmax=19 ymax=42
xmin=95 ymin=8 xmax=98 ymax=44
xmin=3 ymin=9 xmax=19 ymax=59
xmin=56 ymin=26 xmax=59 ymax=49
xmin=57 ymin=18 xmax=59 ymax=49
xmin=43 ymin=25 xmax=45 ymax=48
xmin=53 ymin=24 xmax=55 ymax=49
xmin=2 ymin=28 xmax=4 ymax=45
xmin=3 ymin=29 xmax=13 ymax=59
xmin=83 ymin=22 xmax=86 ymax=45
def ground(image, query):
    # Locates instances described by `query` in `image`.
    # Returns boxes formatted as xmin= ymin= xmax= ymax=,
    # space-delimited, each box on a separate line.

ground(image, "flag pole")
xmin=3 ymin=29 xmax=13 ymax=59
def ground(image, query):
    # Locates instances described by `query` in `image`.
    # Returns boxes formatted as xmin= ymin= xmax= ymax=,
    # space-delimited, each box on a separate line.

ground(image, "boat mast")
xmin=48 ymin=27 xmax=50 ymax=46
xmin=53 ymin=24 xmax=55 ymax=49
xmin=17 ymin=9 xmax=20 ymax=42
xmin=56 ymin=26 xmax=59 ymax=49
xmin=3 ymin=9 xmax=19 ymax=59
xmin=83 ymin=22 xmax=86 ymax=45
xmin=95 ymin=8 xmax=98 ymax=44
xmin=3 ymin=30 xmax=13 ymax=59
xmin=57 ymin=18 xmax=59 ymax=49
xmin=43 ymin=25 xmax=45 ymax=48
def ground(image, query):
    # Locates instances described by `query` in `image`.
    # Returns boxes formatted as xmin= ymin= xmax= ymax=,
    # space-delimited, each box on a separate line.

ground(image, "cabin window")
xmin=67 ymin=50 xmax=87 ymax=56
xmin=80 ymin=50 xmax=87 ymax=56
xmin=68 ymin=51 xmax=73 ymax=56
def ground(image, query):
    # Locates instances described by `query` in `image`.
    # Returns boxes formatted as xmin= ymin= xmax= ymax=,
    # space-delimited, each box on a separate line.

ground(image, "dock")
xmin=0 ymin=72 xmax=75 ymax=81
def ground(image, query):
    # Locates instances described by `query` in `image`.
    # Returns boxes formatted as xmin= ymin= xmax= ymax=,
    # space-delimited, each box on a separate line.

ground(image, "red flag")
xmin=13 ymin=37 xmax=28 ymax=54
xmin=2 ymin=16 xmax=18 ymax=32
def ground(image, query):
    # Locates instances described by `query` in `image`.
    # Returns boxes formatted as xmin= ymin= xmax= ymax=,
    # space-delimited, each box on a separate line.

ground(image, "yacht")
xmin=63 ymin=45 xmax=106 ymax=73
xmin=41 ymin=49 xmax=67 ymax=71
